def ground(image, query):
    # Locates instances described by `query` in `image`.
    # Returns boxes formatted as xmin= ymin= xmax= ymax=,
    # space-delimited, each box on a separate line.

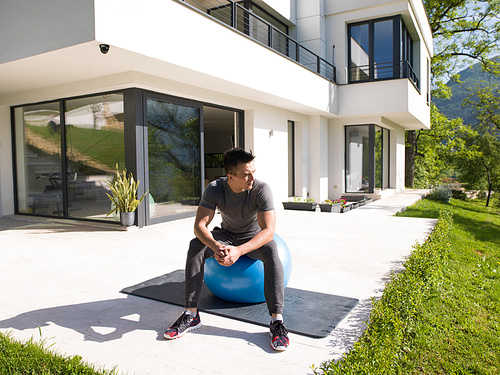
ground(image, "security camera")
xmin=99 ymin=44 xmax=110 ymax=54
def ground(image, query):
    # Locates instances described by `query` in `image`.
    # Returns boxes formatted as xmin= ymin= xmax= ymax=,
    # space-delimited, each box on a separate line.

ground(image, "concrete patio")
xmin=0 ymin=189 xmax=436 ymax=375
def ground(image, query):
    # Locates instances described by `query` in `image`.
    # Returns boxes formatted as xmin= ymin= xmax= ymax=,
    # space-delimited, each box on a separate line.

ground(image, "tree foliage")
xmin=412 ymin=104 xmax=477 ymax=187
xmin=407 ymin=0 xmax=500 ymax=189
xmin=453 ymin=131 xmax=500 ymax=205
xmin=464 ymin=82 xmax=500 ymax=133
xmin=425 ymin=0 xmax=500 ymax=98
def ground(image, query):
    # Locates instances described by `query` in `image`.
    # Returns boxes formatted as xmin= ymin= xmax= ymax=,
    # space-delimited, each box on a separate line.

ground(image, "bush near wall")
xmin=312 ymin=210 xmax=453 ymax=374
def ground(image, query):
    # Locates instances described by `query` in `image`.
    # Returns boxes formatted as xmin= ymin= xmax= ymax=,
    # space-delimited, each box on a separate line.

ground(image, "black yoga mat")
xmin=122 ymin=270 xmax=359 ymax=338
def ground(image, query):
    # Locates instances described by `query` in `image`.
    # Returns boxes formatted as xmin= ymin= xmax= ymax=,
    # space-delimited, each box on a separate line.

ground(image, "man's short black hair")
xmin=223 ymin=148 xmax=255 ymax=175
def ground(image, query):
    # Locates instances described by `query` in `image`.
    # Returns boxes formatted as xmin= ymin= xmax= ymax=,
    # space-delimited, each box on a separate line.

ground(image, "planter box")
xmin=282 ymin=202 xmax=317 ymax=211
xmin=319 ymin=203 xmax=342 ymax=213
xmin=341 ymin=205 xmax=351 ymax=213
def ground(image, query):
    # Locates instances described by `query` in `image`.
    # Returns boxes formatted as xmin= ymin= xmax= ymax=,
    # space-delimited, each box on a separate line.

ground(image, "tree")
xmin=464 ymin=82 xmax=500 ymax=134
xmin=406 ymin=0 xmax=500 ymax=187
xmin=456 ymin=81 xmax=500 ymax=206
xmin=453 ymin=132 xmax=500 ymax=206
xmin=410 ymin=104 xmax=475 ymax=188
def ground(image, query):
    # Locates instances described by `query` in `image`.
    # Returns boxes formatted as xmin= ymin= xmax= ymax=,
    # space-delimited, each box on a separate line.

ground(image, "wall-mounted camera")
xmin=99 ymin=44 xmax=110 ymax=55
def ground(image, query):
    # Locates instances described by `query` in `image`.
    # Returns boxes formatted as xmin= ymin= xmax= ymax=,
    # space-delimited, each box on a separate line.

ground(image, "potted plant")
xmin=282 ymin=197 xmax=317 ymax=211
xmin=106 ymin=168 xmax=148 ymax=226
xmin=319 ymin=198 xmax=344 ymax=213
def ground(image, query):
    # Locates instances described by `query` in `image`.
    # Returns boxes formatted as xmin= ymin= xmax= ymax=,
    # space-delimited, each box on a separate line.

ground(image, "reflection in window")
xmin=375 ymin=126 xmax=390 ymax=189
xmin=375 ymin=127 xmax=382 ymax=189
xmin=14 ymin=102 xmax=62 ymax=216
xmin=346 ymin=125 xmax=390 ymax=193
xmin=373 ymin=20 xmax=394 ymax=79
xmin=349 ymin=23 xmax=370 ymax=81
xmin=349 ymin=17 xmax=403 ymax=83
xmin=346 ymin=125 xmax=370 ymax=193
xmin=14 ymin=94 xmax=125 ymax=221
xmin=65 ymin=94 xmax=125 ymax=221
xmin=383 ymin=128 xmax=390 ymax=189
xmin=147 ymin=98 xmax=201 ymax=220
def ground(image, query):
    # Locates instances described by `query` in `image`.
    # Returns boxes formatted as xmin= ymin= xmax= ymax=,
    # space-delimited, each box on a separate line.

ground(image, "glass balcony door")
xmin=349 ymin=16 xmax=399 ymax=83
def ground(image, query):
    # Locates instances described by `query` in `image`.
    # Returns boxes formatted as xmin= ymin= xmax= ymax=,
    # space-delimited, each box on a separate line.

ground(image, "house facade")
xmin=0 ymin=0 xmax=432 ymax=227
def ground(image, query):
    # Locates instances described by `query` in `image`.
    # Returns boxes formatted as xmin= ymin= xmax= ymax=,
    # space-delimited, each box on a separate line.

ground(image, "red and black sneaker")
xmin=269 ymin=320 xmax=289 ymax=351
xmin=164 ymin=311 xmax=201 ymax=340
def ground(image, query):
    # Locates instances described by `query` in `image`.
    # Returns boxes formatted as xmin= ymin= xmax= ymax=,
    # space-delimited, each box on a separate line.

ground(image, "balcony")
xmin=177 ymin=0 xmax=336 ymax=83
xmin=349 ymin=60 xmax=420 ymax=91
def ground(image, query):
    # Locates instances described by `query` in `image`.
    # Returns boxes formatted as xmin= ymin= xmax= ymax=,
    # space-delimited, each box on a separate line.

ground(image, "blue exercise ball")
xmin=204 ymin=233 xmax=292 ymax=303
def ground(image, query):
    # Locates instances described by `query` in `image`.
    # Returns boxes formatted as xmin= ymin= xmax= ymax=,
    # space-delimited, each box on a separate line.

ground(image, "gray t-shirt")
xmin=200 ymin=177 xmax=275 ymax=233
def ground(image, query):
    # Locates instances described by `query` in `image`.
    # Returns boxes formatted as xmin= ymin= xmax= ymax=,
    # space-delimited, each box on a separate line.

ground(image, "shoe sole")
xmin=269 ymin=331 xmax=288 ymax=351
xmin=164 ymin=322 xmax=202 ymax=340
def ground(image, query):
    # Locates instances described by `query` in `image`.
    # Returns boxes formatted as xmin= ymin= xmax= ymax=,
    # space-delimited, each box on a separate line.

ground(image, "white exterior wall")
xmin=328 ymin=119 xmax=345 ymax=198
xmin=0 ymin=0 xmax=432 ymax=217
xmin=0 ymin=0 xmax=95 ymax=65
xmin=0 ymin=105 xmax=12 ymax=216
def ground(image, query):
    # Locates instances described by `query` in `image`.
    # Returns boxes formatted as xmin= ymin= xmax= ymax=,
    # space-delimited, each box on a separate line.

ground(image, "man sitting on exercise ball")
xmin=164 ymin=147 xmax=289 ymax=351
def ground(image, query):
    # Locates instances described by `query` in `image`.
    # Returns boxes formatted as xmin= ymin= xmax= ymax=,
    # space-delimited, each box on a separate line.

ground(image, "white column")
xmin=308 ymin=115 xmax=328 ymax=202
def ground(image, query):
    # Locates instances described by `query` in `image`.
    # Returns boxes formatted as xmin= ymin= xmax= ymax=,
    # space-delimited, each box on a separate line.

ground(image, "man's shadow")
xmin=0 ymin=295 xmax=274 ymax=351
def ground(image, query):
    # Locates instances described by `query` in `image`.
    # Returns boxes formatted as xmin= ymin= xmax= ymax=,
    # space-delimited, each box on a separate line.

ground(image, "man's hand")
xmin=215 ymin=245 xmax=241 ymax=267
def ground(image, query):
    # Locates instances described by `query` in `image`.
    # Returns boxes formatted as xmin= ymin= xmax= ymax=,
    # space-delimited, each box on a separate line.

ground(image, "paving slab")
xmin=0 ymin=189 xmax=435 ymax=375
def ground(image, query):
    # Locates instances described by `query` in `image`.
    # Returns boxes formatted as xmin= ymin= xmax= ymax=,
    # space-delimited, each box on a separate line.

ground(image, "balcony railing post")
xmin=296 ymin=44 xmax=300 ymax=64
xmin=268 ymin=25 xmax=273 ymax=49
xmin=317 ymin=56 xmax=321 ymax=75
xmin=230 ymin=0 xmax=236 ymax=29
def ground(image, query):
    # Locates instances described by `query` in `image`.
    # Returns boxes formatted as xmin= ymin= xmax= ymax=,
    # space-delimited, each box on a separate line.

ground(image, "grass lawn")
xmin=0 ymin=331 xmax=116 ymax=374
xmin=313 ymin=198 xmax=500 ymax=374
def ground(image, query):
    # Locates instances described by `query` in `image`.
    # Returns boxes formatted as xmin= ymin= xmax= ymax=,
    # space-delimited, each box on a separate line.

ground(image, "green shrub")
xmin=312 ymin=210 xmax=453 ymax=375
xmin=451 ymin=189 xmax=468 ymax=200
xmin=427 ymin=185 xmax=452 ymax=203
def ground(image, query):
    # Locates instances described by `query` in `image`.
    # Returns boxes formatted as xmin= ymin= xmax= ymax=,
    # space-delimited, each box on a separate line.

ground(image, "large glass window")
xmin=65 ymin=94 xmax=125 ymax=221
xmin=14 ymin=94 xmax=125 ymax=221
xmin=346 ymin=125 xmax=370 ymax=193
xmin=146 ymin=97 xmax=201 ymax=221
xmin=14 ymin=102 xmax=63 ymax=216
xmin=14 ymin=90 xmax=242 ymax=227
xmin=373 ymin=20 xmax=394 ymax=79
xmin=346 ymin=125 xmax=390 ymax=193
xmin=349 ymin=16 xmax=417 ymax=86
xmin=349 ymin=23 xmax=370 ymax=81
xmin=349 ymin=18 xmax=396 ymax=83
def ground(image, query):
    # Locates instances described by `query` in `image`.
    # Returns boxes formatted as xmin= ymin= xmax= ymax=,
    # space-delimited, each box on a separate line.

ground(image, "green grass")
xmin=0 ymin=331 xmax=116 ymax=375
xmin=27 ymin=124 xmax=124 ymax=171
xmin=313 ymin=198 xmax=500 ymax=374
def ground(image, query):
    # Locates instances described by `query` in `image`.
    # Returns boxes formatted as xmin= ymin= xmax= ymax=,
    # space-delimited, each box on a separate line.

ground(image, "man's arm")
xmin=193 ymin=205 xmax=227 ymax=262
xmin=221 ymin=210 xmax=276 ymax=266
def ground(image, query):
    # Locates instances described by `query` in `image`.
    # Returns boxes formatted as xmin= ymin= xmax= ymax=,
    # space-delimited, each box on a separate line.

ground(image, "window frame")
xmin=348 ymin=15 xmax=403 ymax=84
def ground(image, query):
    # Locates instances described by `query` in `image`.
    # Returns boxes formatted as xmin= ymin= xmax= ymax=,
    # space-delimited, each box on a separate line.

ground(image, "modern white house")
xmin=0 ymin=0 xmax=432 ymax=227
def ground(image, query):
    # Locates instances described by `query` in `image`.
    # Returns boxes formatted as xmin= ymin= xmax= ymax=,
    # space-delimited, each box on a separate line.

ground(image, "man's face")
xmin=228 ymin=161 xmax=256 ymax=193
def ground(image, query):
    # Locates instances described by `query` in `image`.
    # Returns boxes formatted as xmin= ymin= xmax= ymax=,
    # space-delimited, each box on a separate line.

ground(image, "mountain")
xmin=432 ymin=57 xmax=500 ymax=126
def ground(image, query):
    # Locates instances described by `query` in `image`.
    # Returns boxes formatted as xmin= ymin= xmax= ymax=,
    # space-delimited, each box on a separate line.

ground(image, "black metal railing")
xmin=348 ymin=60 xmax=420 ymax=90
xmin=178 ymin=0 xmax=336 ymax=83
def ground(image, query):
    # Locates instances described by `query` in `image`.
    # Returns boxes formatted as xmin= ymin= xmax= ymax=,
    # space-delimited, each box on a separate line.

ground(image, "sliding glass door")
xmin=14 ymin=102 xmax=63 ymax=216
xmin=345 ymin=125 xmax=370 ymax=192
xmin=146 ymin=95 xmax=202 ymax=222
xmin=13 ymin=94 xmax=125 ymax=220
xmin=65 ymin=94 xmax=125 ymax=220
xmin=345 ymin=124 xmax=390 ymax=193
